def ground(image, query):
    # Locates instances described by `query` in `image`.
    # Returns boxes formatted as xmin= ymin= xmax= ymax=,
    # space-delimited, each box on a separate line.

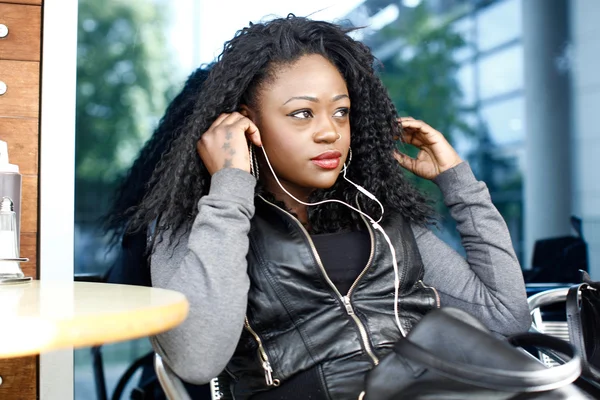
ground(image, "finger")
xmin=397 ymin=116 xmax=416 ymax=123
xmin=400 ymin=120 xmax=443 ymax=146
xmin=393 ymin=151 xmax=418 ymax=173
xmin=400 ymin=129 xmax=426 ymax=147
xmin=395 ymin=117 xmax=417 ymax=141
xmin=221 ymin=112 xmax=246 ymax=127
xmin=400 ymin=119 xmax=440 ymax=138
xmin=211 ymin=113 xmax=231 ymax=128
xmin=233 ymin=117 xmax=262 ymax=147
xmin=397 ymin=116 xmax=416 ymax=129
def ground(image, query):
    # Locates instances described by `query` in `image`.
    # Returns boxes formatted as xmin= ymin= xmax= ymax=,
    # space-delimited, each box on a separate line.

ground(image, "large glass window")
xmin=451 ymin=15 xmax=475 ymax=63
xmin=456 ymin=62 xmax=476 ymax=106
xmin=480 ymin=96 xmax=525 ymax=145
xmin=478 ymin=45 xmax=524 ymax=100
xmin=476 ymin=0 xmax=522 ymax=52
xmin=450 ymin=0 xmax=525 ymax=263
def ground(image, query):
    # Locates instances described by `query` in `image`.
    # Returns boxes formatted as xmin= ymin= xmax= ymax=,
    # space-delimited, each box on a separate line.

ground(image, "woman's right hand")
xmin=197 ymin=112 xmax=262 ymax=175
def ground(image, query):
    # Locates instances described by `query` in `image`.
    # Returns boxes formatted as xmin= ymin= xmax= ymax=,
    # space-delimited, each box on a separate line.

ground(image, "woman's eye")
xmin=290 ymin=110 xmax=313 ymax=119
xmin=334 ymin=108 xmax=349 ymax=117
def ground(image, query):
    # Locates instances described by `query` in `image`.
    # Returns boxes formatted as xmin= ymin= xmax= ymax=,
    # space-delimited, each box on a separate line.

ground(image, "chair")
xmin=523 ymin=216 xmax=589 ymax=284
xmin=154 ymin=353 xmax=222 ymax=400
xmin=528 ymin=287 xmax=570 ymax=339
xmin=527 ymin=287 xmax=570 ymax=367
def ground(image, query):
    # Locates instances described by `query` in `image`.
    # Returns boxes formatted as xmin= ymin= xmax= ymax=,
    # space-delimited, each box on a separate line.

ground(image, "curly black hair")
xmin=130 ymin=15 xmax=434 ymax=238
xmin=104 ymin=66 xmax=211 ymax=244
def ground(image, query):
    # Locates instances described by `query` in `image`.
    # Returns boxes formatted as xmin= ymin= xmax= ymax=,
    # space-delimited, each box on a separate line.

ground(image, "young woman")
xmin=133 ymin=16 xmax=531 ymax=400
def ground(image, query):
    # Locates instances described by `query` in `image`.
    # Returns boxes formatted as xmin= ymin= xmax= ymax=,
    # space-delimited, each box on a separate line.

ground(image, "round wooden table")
xmin=0 ymin=280 xmax=189 ymax=358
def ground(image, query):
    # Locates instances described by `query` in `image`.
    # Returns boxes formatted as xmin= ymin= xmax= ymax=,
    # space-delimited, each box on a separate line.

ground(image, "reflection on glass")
xmin=195 ymin=0 xmax=366 ymax=65
xmin=478 ymin=45 xmax=524 ymax=100
xmin=452 ymin=112 xmax=478 ymax=157
xmin=480 ymin=96 xmax=525 ymax=145
xmin=451 ymin=15 xmax=475 ymax=62
xmin=476 ymin=0 xmax=521 ymax=52
xmin=456 ymin=62 xmax=475 ymax=105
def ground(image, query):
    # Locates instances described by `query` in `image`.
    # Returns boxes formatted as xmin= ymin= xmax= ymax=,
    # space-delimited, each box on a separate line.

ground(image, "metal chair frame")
xmin=154 ymin=353 xmax=222 ymax=400
xmin=527 ymin=287 xmax=570 ymax=367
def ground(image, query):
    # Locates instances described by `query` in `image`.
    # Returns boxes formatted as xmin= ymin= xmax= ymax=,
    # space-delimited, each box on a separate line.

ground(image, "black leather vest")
xmin=227 ymin=196 xmax=439 ymax=399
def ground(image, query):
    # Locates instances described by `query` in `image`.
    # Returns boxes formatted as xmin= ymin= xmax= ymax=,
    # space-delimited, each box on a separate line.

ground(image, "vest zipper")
xmin=418 ymin=280 xmax=441 ymax=308
xmin=346 ymin=211 xmax=376 ymax=297
xmin=244 ymin=316 xmax=281 ymax=387
xmin=258 ymin=196 xmax=380 ymax=365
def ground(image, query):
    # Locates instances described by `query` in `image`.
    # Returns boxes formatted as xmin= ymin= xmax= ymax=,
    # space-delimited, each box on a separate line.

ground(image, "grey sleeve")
xmin=149 ymin=168 xmax=256 ymax=384
xmin=414 ymin=162 xmax=531 ymax=336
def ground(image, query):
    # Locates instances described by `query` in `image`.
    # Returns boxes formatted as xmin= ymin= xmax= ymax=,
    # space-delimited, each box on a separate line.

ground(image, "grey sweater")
xmin=150 ymin=162 xmax=531 ymax=385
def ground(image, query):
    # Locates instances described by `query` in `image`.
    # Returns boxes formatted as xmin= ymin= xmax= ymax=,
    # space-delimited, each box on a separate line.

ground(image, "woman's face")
xmin=248 ymin=54 xmax=352 ymax=197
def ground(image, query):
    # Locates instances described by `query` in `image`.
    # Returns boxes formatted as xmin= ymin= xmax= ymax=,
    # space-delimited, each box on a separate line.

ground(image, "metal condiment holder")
xmin=0 ymin=197 xmax=31 ymax=285
xmin=0 ymin=257 xmax=31 ymax=285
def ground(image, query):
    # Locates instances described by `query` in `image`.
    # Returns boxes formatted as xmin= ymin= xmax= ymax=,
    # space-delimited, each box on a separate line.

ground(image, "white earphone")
xmin=257 ymin=144 xmax=407 ymax=337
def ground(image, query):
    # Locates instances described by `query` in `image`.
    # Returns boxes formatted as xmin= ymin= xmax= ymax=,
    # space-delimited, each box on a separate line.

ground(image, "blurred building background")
xmin=73 ymin=0 xmax=600 ymax=397
xmin=344 ymin=0 xmax=599 ymax=276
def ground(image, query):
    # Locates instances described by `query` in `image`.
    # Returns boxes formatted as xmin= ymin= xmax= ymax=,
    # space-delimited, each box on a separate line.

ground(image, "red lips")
xmin=311 ymin=150 xmax=342 ymax=169
xmin=311 ymin=150 xmax=342 ymax=160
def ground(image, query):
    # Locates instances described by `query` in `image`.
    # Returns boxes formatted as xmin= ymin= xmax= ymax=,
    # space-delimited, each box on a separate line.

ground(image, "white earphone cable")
xmin=259 ymin=145 xmax=406 ymax=337
xmin=260 ymin=146 xmax=384 ymax=223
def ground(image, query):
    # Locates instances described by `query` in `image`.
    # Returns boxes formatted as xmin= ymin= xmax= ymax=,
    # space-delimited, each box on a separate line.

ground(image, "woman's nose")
xmin=313 ymin=118 xmax=339 ymax=143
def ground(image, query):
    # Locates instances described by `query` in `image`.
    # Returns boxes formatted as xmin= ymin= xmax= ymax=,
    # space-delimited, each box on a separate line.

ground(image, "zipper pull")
xmin=343 ymin=296 xmax=355 ymax=315
xmin=262 ymin=360 xmax=275 ymax=386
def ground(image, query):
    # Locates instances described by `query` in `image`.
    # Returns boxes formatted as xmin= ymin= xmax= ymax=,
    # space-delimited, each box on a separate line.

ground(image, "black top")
xmin=251 ymin=230 xmax=371 ymax=399
xmin=311 ymin=229 xmax=371 ymax=294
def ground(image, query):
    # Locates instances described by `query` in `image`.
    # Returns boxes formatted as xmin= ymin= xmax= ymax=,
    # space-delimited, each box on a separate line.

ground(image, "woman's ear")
xmin=239 ymin=104 xmax=262 ymax=147
xmin=239 ymin=104 xmax=254 ymax=120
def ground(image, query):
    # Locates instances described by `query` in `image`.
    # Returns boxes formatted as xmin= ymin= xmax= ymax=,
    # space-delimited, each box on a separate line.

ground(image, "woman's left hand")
xmin=393 ymin=117 xmax=463 ymax=180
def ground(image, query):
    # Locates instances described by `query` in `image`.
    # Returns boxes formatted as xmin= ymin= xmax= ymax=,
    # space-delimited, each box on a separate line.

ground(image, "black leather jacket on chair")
xmin=226 ymin=196 xmax=440 ymax=399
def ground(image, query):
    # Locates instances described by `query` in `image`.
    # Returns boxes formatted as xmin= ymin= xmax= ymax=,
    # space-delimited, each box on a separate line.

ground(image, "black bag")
xmin=568 ymin=270 xmax=600 ymax=381
xmin=363 ymin=308 xmax=587 ymax=399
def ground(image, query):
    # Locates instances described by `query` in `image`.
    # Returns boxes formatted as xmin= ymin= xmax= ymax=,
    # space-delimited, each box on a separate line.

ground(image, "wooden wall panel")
xmin=0 ymin=60 xmax=40 ymax=118
xmin=0 ymin=1 xmax=41 ymax=399
xmin=0 ymin=118 xmax=38 ymax=174
xmin=1 ymin=0 xmax=41 ymax=5
xmin=0 ymin=3 xmax=42 ymax=61
xmin=0 ymin=356 xmax=37 ymax=399
xmin=21 ymin=175 xmax=37 ymax=232
xmin=19 ymin=232 xmax=36 ymax=278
